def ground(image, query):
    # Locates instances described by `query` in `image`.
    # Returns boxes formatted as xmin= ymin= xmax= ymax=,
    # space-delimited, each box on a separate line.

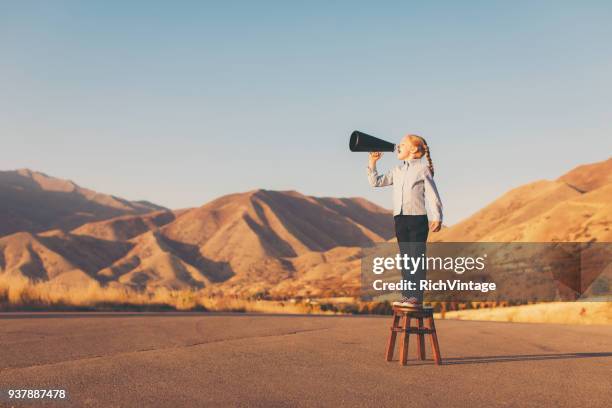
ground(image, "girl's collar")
xmin=403 ymin=158 xmax=422 ymax=166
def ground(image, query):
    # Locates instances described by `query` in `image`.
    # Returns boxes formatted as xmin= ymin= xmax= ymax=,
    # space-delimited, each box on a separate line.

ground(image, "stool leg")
xmin=399 ymin=314 xmax=410 ymax=366
xmin=385 ymin=311 xmax=401 ymax=362
xmin=417 ymin=317 xmax=426 ymax=361
xmin=428 ymin=316 xmax=442 ymax=365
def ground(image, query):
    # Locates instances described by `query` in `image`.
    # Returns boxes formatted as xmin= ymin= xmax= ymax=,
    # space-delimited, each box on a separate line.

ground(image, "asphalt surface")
xmin=0 ymin=312 xmax=611 ymax=407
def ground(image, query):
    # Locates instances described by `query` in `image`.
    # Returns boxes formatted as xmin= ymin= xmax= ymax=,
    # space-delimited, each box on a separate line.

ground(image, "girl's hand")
xmin=368 ymin=152 xmax=382 ymax=168
xmin=430 ymin=221 xmax=442 ymax=232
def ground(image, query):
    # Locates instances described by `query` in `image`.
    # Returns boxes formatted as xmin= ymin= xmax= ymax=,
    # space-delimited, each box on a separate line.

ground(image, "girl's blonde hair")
xmin=406 ymin=134 xmax=434 ymax=176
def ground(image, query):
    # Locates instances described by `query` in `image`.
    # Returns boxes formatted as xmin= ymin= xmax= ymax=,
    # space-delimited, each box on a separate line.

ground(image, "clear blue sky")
xmin=1 ymin=1 xmax=611 ymax=224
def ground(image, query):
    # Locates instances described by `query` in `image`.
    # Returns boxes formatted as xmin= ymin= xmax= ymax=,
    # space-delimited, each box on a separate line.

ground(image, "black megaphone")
xmin=349 ymin=130 xmax=395 ymax=152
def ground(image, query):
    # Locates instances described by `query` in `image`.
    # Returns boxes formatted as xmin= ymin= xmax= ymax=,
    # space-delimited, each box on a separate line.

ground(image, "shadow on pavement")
xmin=442 ymin=352 xmax=612 ymax=365
xmin=389 ymin=352 xmax=612 ymax=366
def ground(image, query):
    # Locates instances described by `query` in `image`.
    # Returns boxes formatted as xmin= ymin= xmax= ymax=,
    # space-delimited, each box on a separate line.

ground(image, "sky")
xmin=1 ymin=0 xmax=611 ymax=225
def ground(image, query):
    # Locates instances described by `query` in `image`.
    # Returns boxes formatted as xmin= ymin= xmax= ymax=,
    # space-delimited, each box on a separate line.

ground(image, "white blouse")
xmin=367 ymin=158 xmax=443 ymax=222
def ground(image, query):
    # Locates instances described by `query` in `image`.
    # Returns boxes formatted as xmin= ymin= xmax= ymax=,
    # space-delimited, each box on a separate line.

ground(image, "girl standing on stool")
xmin=367 ymin=134 xmax=443 ymax=307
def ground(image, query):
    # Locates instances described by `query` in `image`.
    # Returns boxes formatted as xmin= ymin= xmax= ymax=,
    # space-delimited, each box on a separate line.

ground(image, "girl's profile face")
xmin=396 ymin=137 xmax=415 ymax=160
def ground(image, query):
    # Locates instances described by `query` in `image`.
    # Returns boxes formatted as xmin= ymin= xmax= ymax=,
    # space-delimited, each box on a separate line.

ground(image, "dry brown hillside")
xmin=155 ymin=189 xmax=393 ymax=295
xmin=0 ymin=189 xmax=394 ymax=297
xmin=558 ymin=158 xmax=612 ymax=192
xmin=0 ymin=169 xmax=165 ymax=237
xmin=163 ymin=189 xmax=391 ymax=256
xmin=432 ymin=158 xmax=612 ymax=242
xmin=0 ymin=231 xmax=129 ymax=287
xmin=0 ymin=158 xmax=609 ymax=304
xmin=73 ymin=210 xmax=177 ymax=241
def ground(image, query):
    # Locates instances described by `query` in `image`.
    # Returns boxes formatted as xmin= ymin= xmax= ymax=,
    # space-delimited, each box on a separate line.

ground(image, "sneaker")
xmin=393 ymin=296 xmax=422 ymax=307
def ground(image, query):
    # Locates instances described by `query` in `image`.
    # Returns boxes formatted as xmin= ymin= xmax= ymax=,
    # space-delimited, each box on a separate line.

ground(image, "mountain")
xmin=1 ymin=158 xmax=609 ymax=302
xmin=72 ymin=210 xmax=177 ymax=241
xmin=0 ymin=188 xmax=394 ymax=296
xmin=0 ymin=169 xmax=166 ymax=237
xmin=162 ymin=189 xmax=390 ymax=259
xmin=0 ymin=230 xmax=130 ymax=287
xmin=557 ymin=158 xmax=612 ymax=192
xmin=431 ymin=158 xmax=612 ymax=242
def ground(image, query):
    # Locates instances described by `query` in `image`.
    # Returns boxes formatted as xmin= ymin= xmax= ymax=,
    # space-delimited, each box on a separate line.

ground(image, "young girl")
xmin=367 ymin=134 xmax=443 ymax=306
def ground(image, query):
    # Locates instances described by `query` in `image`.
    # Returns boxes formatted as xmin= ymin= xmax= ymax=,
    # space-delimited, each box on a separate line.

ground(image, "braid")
xmin=422 ymin=140 xmax=434 ymax=177
xmin=406 ymin=133 xmax=435 ymax=176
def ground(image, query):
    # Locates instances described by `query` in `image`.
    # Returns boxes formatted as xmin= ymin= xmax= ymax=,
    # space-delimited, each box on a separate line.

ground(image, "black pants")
xmin=394 ymin=215 xmax=429 ymax=301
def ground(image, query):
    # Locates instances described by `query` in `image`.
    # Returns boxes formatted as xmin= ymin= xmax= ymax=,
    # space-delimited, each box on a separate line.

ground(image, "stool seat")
xmin=386 ymin=305 xmax=442 ymax=365
xmin=392 ymin=305 xmax=434 ymax=313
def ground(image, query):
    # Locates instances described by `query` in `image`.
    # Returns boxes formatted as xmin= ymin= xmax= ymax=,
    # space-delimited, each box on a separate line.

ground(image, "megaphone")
xmin=349 ymin=130 xmax=395 ymax=152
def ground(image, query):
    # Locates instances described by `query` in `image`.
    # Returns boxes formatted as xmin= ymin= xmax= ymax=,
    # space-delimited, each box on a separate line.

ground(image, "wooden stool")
xmin=385 ymin=305 xmax=442 ymax=365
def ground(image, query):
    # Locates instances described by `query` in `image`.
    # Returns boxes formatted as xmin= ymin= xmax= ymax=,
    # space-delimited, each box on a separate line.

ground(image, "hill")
xmin=0 ymin=169 xmax=165 ymax=237
xmin=0 ymin=189 xmax=394 ymax=297
xmin=431 ymin=158 xmax=611 ymax=242
xmin=0 ymin=158 xmax=610 ymax=303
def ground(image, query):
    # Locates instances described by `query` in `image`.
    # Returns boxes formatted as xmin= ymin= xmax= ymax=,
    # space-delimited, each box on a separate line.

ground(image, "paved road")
xmin=0 ymin=312 xmax=610 ymax=407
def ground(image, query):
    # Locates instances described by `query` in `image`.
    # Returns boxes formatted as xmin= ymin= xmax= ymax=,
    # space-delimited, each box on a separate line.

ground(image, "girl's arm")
xmin=423 ymin=167 xmax=443 ymax=222
xmin=367 ymin=152 xmax=393 ymax=187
